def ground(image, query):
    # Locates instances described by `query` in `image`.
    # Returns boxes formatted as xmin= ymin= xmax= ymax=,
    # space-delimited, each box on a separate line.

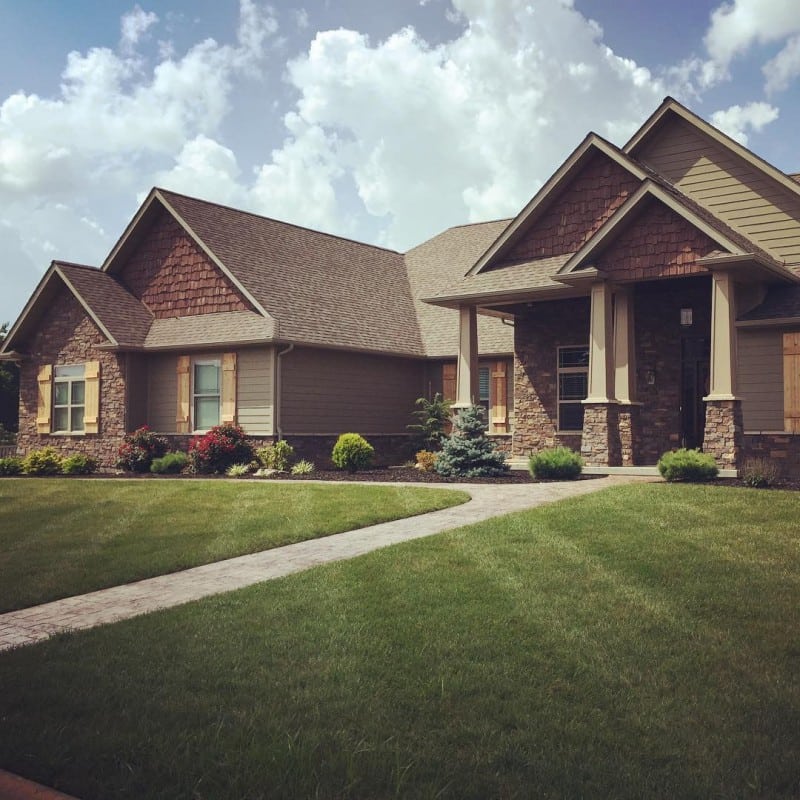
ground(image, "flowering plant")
xmin=116 ymin=425 xmax=169 ymax=473
xmin=189 ymin=424 xmax=254 ymax=474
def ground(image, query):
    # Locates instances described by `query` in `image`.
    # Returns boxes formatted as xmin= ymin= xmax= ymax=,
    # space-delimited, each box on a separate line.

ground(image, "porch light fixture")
xmin=680 ymin=308 xmax=693 ymax=326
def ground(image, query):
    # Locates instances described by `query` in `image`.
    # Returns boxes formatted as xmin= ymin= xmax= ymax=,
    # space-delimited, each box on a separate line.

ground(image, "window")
xmin=53 ymin=364 xmax=85 ymax=433
xmin=193 ymin=360 xmax=221 ymax=431
xmin=478 ymin=367 xmax=490 ymax=417
xmin=558 ymin=346 xmax=589 ymax=431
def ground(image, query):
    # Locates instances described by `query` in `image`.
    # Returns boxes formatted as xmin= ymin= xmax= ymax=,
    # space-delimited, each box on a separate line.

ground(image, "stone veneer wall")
xmin=581 ymin=403 xmax=621 ymax=467
xmin=17 ymin=289 xmax=127 ymax=467
xmin=742 ymin=434 xmax=800 ymax=477
xmin=513 ymin=297 xmax=589 ymax=458
xmin=617 ymin=405 xmax=640 ymax=467
xmin=703 ymin=400 xmax=743 ymax=469
xmin=634 ymin=278 xmax=712 ymax=464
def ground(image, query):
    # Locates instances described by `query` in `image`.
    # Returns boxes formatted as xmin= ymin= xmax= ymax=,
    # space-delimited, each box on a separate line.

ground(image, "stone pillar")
xmin=581 ymin=403 xmax=621 ymax=467
xmin=454 ymin=305 xmax=478 ymax=409
xmin=703 ymin=400 xmax=743 ymax=470
xmin=581 ymin=281 xmax=618 ymax=466
xmin=617 ymin=404 xmax=641 ymax=467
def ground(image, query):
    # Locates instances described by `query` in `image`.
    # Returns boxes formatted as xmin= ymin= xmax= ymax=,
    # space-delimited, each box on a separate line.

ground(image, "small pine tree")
xmin=407 ymin=393 xmax=451 ymax=450
xmin=435 ymin=405 xmax=509 ymax=478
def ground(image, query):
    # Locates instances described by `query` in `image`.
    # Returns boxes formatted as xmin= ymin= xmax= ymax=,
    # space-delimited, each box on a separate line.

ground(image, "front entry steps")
xmin=508 ymin=459 xmax=737 ymax=478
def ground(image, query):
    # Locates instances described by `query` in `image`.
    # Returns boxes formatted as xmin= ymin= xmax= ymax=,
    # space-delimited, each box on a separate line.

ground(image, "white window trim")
xmin=557 ymin=344 xmax=589 ymax=433
xmin=192 ymin=358 xmax=221 ymax=433
xmin=52 ymin=364 xmax=86 ymax=434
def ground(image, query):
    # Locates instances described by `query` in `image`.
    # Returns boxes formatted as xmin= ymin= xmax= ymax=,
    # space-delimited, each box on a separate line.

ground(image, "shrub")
xmin=415 ymin=450 xmax=438 ymax=473
xmin=226 ymin=462 xmax=252 ymax=478
xmin=435 ymin=405 xmax=509 ymax=478
xmin=291 ymin=459 xmax=315 ymax=475
xmin=117 ymin=426 xmax=169 ymax=473
xmin=0 ymin=456 xmax=23 ymax=476
xmin=150 ymin=451 xmax=189 ymax=475
xmin=23 ymin=447 xmax=63 ymax=476
xmin=528 ymin=447 xmax=583 ymax=480
xmin=331 ymin=433 xmax=374 ymax=473
xmin=740 ymin=457 xmax=779 ymax=488
xmin=256 ymin=440 xmax=295 ymax=472
xmin=657 ymin=448 xmax=719 ymax=482
xmin=189 ymin=424 xmax=254 ymax=474
xmin=61 ymin=454 xmax=98 ymax=475
xmin=407 ymin=393 xmax=451 ymax=450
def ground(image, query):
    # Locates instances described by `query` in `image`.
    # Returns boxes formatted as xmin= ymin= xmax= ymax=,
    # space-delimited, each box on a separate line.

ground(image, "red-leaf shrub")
xmin=189 ymin=424 xmax=254 ymax=474
xmin=116 ymin=426 xmax=169 ymax=473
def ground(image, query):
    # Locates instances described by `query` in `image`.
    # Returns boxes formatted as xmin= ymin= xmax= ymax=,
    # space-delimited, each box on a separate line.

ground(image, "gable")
xmin=634 ymin=113 xmax=800 ymax=268
xmin=500 ymin=151 xmax=640 ymax=265
xmin=591 ymin=197 xmax=720 ymax=282
xmin=117 ymin=207 xmax=253 ymax=319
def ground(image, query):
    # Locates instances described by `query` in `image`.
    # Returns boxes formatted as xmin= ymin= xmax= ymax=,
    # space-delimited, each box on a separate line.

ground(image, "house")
xmin=0 ymin=189 xmax=513 ymax=467
xmin=3 ymin=96 xmax=800 ymax=475
xmin=426 ymin=97 xmax=800 ymax=475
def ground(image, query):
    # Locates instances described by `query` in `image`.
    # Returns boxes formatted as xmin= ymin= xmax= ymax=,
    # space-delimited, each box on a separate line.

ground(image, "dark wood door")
xmin=680 ymin=337 xmax=710 ymax=449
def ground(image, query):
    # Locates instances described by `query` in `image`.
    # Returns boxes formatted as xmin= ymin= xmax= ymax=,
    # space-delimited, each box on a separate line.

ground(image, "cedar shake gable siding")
xmin=118 ymin=207 xmax=253 ymax=319
xmin=592 ymin=198 xmax=721 ymax=281
xmin=503 ymin=152 xmax=640 ymax=263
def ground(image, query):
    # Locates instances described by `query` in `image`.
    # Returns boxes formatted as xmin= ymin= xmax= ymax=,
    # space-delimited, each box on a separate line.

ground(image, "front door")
xmin=680 ymin=337 xmax=710 ymax=449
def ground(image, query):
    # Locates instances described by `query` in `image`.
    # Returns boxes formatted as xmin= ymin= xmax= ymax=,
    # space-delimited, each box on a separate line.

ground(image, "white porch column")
xmin=705 ymin=270 xmax=737 ymax=400
xmin=454 ymin=305 xmax=479 ymax=408
xmin=613 ymin=288 xmax=636 ymax=404
xmin=586 ymin=281 xmax=615 ymax=403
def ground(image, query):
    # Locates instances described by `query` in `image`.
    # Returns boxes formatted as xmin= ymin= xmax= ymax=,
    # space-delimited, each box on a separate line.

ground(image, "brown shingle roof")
xmin=144 ymin=312 xmax=275 ymax=349
xmin=738 ymin=285 xmax=800 ymax=322
xmin=405 ymin=220 xmax=515 ymax=356
xmin=158 ymin=189 xmax=425 ymax=357
xmin=56 ymin=262 xmax=153 ymax=347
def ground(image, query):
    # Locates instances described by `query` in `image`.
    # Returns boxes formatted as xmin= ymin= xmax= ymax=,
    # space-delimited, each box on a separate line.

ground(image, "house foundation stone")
xmin=702 ymin=399 xmax=742 ymax=469
xmin=580 ymin=403 xmax=621 ymax=467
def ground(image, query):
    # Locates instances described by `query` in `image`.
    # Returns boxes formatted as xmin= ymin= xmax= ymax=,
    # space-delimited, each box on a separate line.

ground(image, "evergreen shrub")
xmin=62 ymin=454 xmax=99 ymax=475
xmin=331 ymin=433 xmax=374 ymax=472
xmin=23 ymin=447 xmax=63 ymax=476
xmin=0 ymin=456 xmax=23 ymax=476
xmin=150 ymin=452 xmax=189 ymax=475
xmin=407 ymin=393 xmax=451 ymax=450
xmin=528 ymin=447 xmax=583 ymax=480
xmin=657 ymin=448 xmax=718 ymax=482
xmin=435 ymin=405 xmax=509 ymax=478
xmin=256 ymin=440 xmax=295 ymax=471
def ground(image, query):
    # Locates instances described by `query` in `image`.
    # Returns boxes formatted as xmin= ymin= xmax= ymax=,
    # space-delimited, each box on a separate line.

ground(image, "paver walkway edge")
xmin=0 ymin=476 xmax=650 ymax=652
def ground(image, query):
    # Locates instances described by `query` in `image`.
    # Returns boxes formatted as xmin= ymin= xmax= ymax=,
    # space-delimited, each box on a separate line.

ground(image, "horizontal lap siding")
xmin=238 ymin=347 xmax=273 ymax=436
xmin=638 ymin=117 xmax=800 ymax=265
xmin=147 ymin=354 xmax=178 ymax=433
xmin=280 ymin=347 xmax=426 ymax=434
xmin=738 ymin=330 xmax=783 ymax=431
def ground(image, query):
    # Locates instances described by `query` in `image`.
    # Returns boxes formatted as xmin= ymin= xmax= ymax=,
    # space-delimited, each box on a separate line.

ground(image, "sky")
xmin=2 ymin=0 xmax=800 ymax=326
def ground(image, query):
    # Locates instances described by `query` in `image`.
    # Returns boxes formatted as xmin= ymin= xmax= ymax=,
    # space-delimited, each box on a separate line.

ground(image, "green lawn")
xmin=1 ymin=483 xmax=799 ymax=799
xmin=0 ymin=479 xmax=467 ymax=612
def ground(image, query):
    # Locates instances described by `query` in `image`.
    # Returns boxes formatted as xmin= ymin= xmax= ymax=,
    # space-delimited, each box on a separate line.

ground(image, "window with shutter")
xmin=176 ymin=356 xmax=190 ymax=433
xmin=490 ymin=360 xmax=508 ymax=433
xmin=783 ymin=333 xmax=800 ymax=433
xmin=36 ymin=364 xmax=52 ymax=434
xmin=442 ymin=363 xmax=457 ymax=402
xmin=52 ymin=364 xmax=86 ymax=433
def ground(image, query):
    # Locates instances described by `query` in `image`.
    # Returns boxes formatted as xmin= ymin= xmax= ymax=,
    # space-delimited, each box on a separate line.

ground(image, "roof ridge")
xmin=155 ymin=187 xmax=403 ymax=256
xmin=53 ymin=260 xmax=99 ymax=272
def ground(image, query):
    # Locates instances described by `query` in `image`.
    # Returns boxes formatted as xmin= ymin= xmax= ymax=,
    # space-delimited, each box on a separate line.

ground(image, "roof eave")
xmin=697 ymin=253 xmax=800 ymax=284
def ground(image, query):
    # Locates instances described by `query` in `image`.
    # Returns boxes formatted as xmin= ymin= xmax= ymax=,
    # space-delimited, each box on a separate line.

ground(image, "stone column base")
xmin=702 ymin=399 xmax=743 ymax=469
xmin=617 ymin=404 xmax=641 ymax=467
xmin=581 ymin=403 xmax=621 ymax=467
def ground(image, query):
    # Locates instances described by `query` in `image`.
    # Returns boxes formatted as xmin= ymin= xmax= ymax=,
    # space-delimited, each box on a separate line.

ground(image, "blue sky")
xmin=1 ymin=0 xmax=799 ymax=325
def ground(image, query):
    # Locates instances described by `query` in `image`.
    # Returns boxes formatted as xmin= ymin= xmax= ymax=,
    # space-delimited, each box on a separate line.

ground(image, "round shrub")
xmin=415 ymin=449 xmax=437 ymax=473
xmin=0 ymin=456 xmax=23 ymax=476
xmin=331 ymin=433 xmax=374 ymax=472
xmin=150 ymin=451 xmax=189 ymax=475
xmin=189 ymin=424 xmax=254 ymax=474
xmin=528 ymin=447 xmax=583 ymax=480
xmin=657 ymin=448 xmax=719 ymax=482
xmin=117 ymin=426 xmax=169 ymax=473
xmin=62 ymin=454 xmax=99 ymax=475
xmin=256 ymin=440 xmax=295 ymax=472
xmin=23 ymin=447 xmax=63 ymax=476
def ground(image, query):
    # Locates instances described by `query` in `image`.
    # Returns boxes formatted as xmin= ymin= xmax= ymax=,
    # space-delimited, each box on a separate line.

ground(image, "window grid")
xmin=193 ymin=359 xmax=221 ymax=432
xmin=53 ymin=364 xmax=85 ymax=433
xmin=557 ymin=346 xmax=589 ymax=432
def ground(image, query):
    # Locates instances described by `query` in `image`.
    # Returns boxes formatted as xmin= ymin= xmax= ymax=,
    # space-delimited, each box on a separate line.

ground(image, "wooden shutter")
xmin=84 ymin=361 xmax=101 ymax=434
xmin=784 ymin=333 xmax=800 ymax=433
xmin=221 ymin=352 xmax=237 ymax=424
xmin=176 ymin=356 xmax=190 ymax=433
xmin=442 ymin=363 xmax=457 ymax=402
xmin=490 ymin=360 xmax=508 ymax=433
xmin=36 ymin=364 xmax=52 ymax=434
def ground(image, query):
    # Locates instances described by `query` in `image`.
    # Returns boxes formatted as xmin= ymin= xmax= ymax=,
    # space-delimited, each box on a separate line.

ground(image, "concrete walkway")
xmin=0 ymin=475 xmax=646 ymax=653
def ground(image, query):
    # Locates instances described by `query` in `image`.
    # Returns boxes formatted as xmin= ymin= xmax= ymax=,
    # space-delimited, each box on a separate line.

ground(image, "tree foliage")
xmin=435 ymin=405 xmax=509 ymax=478
xmin=0 ymin=323 xmax=19 ymax=435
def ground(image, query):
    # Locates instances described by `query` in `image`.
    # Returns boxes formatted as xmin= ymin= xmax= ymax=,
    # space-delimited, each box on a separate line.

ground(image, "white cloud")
xmin=120 ymin=6 xmax=158 ymax=53
xmin=293 ymin=8 xmax=309 ymax=30
xmin=260 ymin=0 xmax=666 ymax=248
xmin=764 ymin=34 xmax=800 ymax=94
xmin=710 ymin=101 xmax=779 ymax=145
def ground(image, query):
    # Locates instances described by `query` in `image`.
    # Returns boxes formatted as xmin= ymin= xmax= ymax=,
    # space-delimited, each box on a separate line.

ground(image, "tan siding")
xmin=238 ymin=347 xmax=274 ymax=436
xmin=280 ymin=347 xmax=426 ymax=434
xmin=126 ymin=354 xmax=149 ymax=430
xmin=147 ymin=353 xmax=178 ymax=433
xmin=638 ymin=117 xmax=800 ymax=265
xmin=738 ymin=330 xmax=783 ymax=430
